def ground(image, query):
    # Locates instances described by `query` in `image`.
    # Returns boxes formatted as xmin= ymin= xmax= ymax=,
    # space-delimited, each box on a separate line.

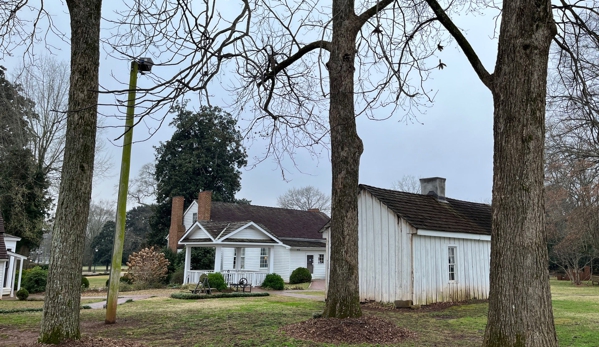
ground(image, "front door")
xmin=307 ymin=255 xmax=314 ymax=274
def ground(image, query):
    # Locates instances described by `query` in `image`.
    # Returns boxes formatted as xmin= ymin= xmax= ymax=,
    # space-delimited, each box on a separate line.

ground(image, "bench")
xmin=592 ymin=275 xmax=599 ymax=286
xmin=230 ymin=277 xmax=252 ymax=292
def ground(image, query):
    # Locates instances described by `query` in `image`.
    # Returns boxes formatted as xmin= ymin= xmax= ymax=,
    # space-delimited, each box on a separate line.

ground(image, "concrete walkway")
xmin=83 ymin=295 xmax=153 ymax=309
xmin=73 ymin=279 xmax=327 ymax=309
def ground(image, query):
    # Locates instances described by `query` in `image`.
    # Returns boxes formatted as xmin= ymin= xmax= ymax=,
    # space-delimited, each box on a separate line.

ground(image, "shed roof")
xmin=360 ymin=184 xmax=491 ymax=235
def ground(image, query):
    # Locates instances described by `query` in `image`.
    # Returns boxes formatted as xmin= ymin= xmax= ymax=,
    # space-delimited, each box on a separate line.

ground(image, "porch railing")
xmin=186 ymin=270 xmax=268 ymax=287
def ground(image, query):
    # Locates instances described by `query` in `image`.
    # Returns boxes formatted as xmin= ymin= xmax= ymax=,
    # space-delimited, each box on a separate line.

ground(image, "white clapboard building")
xmin=323 ymin=177 xmax=492 ymax=306
xmin=168 ymin=192 xmax=330 ymax=286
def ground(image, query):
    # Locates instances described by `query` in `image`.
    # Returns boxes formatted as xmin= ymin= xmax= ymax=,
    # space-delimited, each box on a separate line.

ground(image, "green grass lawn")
xmin=0 ymin=279 xmax=597 ymax=346
xmin=85 ymin=275 xmax=110 ymax=289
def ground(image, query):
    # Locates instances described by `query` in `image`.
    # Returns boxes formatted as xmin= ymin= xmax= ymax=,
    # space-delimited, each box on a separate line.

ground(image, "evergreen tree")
xmin=0 ymin=67 xmax=50 ymax=250
xmin=148 ymin=104 xmax=247 ymax=246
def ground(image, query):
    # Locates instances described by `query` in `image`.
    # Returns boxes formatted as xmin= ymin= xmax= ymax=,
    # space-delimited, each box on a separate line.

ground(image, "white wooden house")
xmin=323 ymin=177 xmax=491 ymax=306
xmin=1 ymin=214 xmax=25 ymax=299
xmin=168 ymin=192 xmax=330 ymax=286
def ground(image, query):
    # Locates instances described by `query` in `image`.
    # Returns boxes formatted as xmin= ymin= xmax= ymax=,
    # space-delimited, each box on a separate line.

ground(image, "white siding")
xmin=243 ymin=248 xmax=261 ymax=271
xmin=288 ymin=250 xmax=327 ymax=280
xmin=273 ymin=246 xmax=291 ymax=281
xmin=358 ymin=191 xmax=413 ymax=303
xmin=412 ymin=235 xmax=490 ymax=305
xmin=227 ymin=227 xmax=267 ymax=240
xmin=183 ymin=201 xmax=197 ymax=230
xmin=222 ymin=248 xmax=235 ymax=270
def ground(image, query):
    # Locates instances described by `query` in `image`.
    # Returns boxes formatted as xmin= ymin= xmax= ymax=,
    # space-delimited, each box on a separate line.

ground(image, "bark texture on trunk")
xmin=323 ymin=0 xmax=363 ymax=319
xmin=39 ymin=0 xmax=102 ymax=343
xmin=483 ymin=0 xmax=557 ymax=346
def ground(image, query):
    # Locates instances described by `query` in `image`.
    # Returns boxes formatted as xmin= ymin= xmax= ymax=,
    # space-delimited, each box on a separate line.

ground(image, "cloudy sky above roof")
xmin=4 ymin=2 xmax=498 ymax=209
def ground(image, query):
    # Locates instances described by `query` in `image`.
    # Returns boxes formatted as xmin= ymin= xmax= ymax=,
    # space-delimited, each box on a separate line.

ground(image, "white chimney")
xmin=420 ymin=177 xmax=446 ymax=201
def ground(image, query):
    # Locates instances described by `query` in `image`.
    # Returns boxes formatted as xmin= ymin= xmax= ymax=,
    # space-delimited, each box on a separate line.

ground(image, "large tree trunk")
xmin=483 ymin=0 xmax=557 ymax=346
xmin=39 ymin=0 xmax=102 ymax=343
xmin=323 ymin=0 xmax=363 ymax=319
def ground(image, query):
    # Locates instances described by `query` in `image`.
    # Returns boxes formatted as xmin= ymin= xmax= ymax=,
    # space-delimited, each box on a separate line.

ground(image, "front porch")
xmin=182 ymin=244 xmax=276 ymax=287
xmin=185 ymin=269 xmax=269 ymax=287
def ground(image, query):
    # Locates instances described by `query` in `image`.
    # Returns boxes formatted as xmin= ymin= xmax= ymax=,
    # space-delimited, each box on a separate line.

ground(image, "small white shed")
xmin=324 ymin=177 xmax=491 ymax=306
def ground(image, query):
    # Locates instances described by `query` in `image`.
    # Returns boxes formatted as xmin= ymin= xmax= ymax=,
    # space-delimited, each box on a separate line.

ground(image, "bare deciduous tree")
xmin=277 ymin=186 xmax=331 ymax=215
xmin=391 ymin=175 xmax=420 ymax=194
xmin=12 ymin=56 xmax=69 ymax=190
xmin=1 ymin=0 xmax=104 ymax=343
xmin=106 ymin=0 xmax=598 ymax=343
xmin=84 ymin=200 xmax=115 ymax=271
xmin=128 ymin=162 xmax=157 ymax=206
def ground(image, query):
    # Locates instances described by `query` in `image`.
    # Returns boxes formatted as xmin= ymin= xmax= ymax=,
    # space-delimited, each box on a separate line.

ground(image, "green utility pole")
xmin=105 ymin=58 xmax=153 ymax=324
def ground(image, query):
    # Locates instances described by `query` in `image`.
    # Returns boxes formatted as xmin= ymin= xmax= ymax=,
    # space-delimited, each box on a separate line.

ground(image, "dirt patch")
xmin=19 ymin=337 xmax=148 ymax=347
xmin=281 ymin=315 xmax=415 ymax=345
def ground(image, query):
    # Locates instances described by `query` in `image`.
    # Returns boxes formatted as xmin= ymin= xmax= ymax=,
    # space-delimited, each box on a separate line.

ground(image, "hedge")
xmin=170 ymin=292 xmax=269 ymax=300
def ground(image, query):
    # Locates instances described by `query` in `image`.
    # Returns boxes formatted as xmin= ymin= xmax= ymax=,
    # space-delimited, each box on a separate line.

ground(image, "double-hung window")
xmin=448 ymin=246 xmax=457 ymax=281
xmin=260 ymin=248 xmax=268 ymax=269
xmin=233 ymin=248 xmax=246 ymax=270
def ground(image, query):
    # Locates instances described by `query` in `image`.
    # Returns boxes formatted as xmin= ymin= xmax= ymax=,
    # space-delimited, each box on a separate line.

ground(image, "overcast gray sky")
xmin=4 ymin=2 xmax=499 ymax=209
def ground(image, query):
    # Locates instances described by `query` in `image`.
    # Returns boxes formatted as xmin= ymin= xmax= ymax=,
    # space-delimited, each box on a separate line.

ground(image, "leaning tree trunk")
xmin=323 ymin=0 xmax=363 ymax=319
xmin=483 ymin=0 xmax=558 ymax=346
xmin=40 ymin=0 xmax=102 ymax=343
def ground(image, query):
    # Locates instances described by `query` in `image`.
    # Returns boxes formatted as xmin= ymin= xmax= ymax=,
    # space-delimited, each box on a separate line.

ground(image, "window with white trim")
xmin=318 ymin=254 xmax=324 ymax=264
xmin=448 ymin=246 xmax=456 ymax=281
xmin=192 ymin=212 xmax=198 ymax=222
xmin=260 ymin=248 xmax=268 ymax=268
xmin=233 ymin=248 xmax=245 ymax=269
xmin=239 ymin=248 xmax=245 ymax=270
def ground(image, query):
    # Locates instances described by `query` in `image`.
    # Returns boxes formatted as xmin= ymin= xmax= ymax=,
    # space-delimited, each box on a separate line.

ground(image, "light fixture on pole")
xmin=105 ymin=58 xmax=153 ymax=324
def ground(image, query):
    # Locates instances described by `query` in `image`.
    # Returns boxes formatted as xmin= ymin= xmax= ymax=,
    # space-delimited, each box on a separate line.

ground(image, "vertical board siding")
xmin=358 ymin=191 xmax=413 ymax=303
xmin=412 ymin=235 xmax=490 ymax=305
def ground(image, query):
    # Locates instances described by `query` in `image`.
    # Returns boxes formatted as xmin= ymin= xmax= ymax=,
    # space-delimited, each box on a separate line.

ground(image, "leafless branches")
xmin=102 ymin=0 xmax=460 ymax=167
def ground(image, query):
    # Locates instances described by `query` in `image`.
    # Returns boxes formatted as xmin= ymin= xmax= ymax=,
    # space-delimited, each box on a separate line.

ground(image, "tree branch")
xmin=260 ymin=39 xmax=331 ymax=85
xmin=356 ymin=0 xmax=396 ymax=27
xmin=423 ymin=0 xmax=493 ymax=89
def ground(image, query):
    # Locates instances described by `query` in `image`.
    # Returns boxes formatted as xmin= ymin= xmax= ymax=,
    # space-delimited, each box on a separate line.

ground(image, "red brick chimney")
xmin=308 ymin=208 xmax=320 ymax=213
xmin=168 ymin=196 xmax=185 ymax=252
xmin=197 ymin=191 xmax=212 ymax=221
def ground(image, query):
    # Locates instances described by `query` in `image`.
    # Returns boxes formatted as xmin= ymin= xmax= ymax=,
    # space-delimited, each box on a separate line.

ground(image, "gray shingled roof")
xmin=360 ymin=184 xmax=491 ymax=235
xmin=209 ymin=202 xmax=330 ymax=239
xmin=0 ymin=213 xmax=8 ymax=260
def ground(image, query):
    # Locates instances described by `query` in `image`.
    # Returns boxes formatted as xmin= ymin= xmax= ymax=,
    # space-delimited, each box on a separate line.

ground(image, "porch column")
xmin=16 ymin=257 xmax=23 ymax=294
xmin=184 ymin=246 xmax=191 ymax=284
xmin=268 ymin=247 xmax=274 ymax=273
xmin=7 ymin=255 xmax=14 ymax=295
xmin=214 ymin=246 xmax=222 ymax=272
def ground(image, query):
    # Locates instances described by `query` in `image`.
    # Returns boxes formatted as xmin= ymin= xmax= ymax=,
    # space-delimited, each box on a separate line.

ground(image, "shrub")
xmin=120 ymin=273 xmax=134 ymax=284
xmin=261 ymin=273 xmax=284 ymax=290
xmin=16 ymin=288 xmax=29 ymax=301
xmin=22 ymin=266 xmax=48 ymax=293
xmin=126 ymin=247 xmax=170 ymax=286
xmin=81 ymin=277 xmax=90 ymax=289
xmin=289 ymin=267 xmax=312 ymax=284
xmin=207 ymin=272 xmax=227 ymax=291
xmin=170 ymin=266 xmax=185 ymax=285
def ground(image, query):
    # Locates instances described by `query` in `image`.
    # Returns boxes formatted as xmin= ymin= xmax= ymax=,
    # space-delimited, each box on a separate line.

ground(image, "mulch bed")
xmin=281 ymin=315 xmax=415 ymax=345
